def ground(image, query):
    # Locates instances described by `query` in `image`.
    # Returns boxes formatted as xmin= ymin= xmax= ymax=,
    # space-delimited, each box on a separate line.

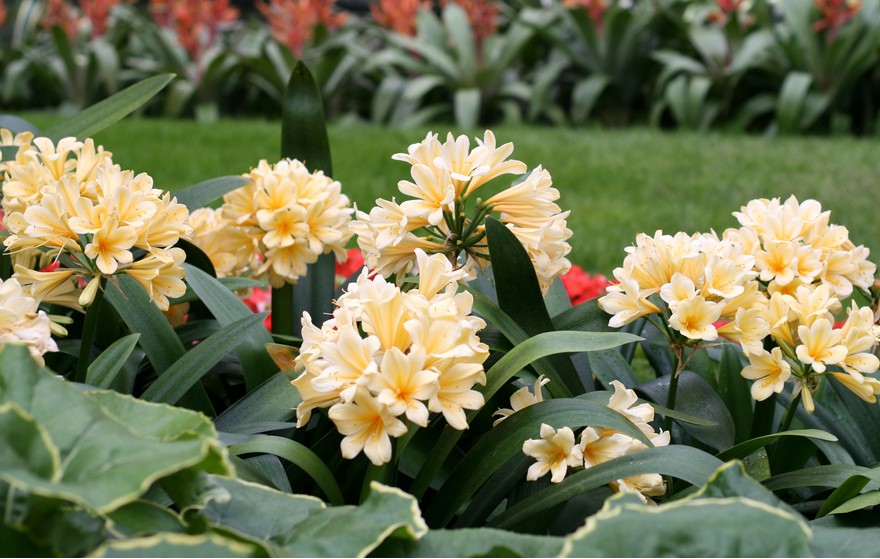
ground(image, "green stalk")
xmin=663 ymin=345 xmax=685 ymax=433
xmin=271 ymin=283 xmax=295 ymax=338
xmin=777 ymin=389 xmax=802 ymax=434
xmin=76 ymin=282 xmax=104 ymax=383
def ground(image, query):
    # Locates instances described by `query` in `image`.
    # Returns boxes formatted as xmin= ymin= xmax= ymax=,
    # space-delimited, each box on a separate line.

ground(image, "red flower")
xmin=371 ymin=0 xmax=431 ymax=36
xmin=813 ymin=0 xmax=861 ymax=40
xmin=149 ymin=0 xmax=239 ymax=62
xmin=80 ymin=0 xmax=129 ymax=38
xmin=257 ymin=0 xmax=346 ymax=58
xmin=561 ymin=265 xmax=610 ymax=305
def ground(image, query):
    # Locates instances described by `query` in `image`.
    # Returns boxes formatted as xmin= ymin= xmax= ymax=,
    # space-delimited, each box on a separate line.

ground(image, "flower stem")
xmin=271 ymin=283 xmax=296 ymax=338
xmin=663 ymin=345 xmax=685 ymax=433
xmin=76 ymin=282 xmax=104 ymax=384
xmin=778 ymin=390 xmax=802 ymax=434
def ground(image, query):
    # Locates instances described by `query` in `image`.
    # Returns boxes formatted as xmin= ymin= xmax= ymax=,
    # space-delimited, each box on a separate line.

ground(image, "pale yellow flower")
xmin=668 ymin=295 xmax=722 ymax=341
xmin=523 ymin=424 xmax=583 ymax=483
xmin=370 ymin=347 xmax=438 ymax=427
xmin=493 ymin=375 xmax=549 ymax=426
xmin=84 ymin=218 xmax=138 ymax=274
xmin=598 ymin=273 xmax=660 ymax=328
xmin=796 ymin=318 xmax=847 ymax=373
xmin=328 ymin=388 xmax=408 ymax=466
xmin=579 ymin=427 xmax=637 ymax=468
xmin=831 ymin=372 xmax=880 ymax=404
xmin=755 ymin=240 xmax=797 ymax=286
xmin=0 ymin=277 xmax=57 ymax=365
xmin=717 ymin=307 xmax=770 ymax=356
xmin=741 ymin=347 xmax=792 ymax=401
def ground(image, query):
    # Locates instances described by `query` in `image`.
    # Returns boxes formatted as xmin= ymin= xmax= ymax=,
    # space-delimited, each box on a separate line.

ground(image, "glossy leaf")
xmin=214 ymin=372 xmax=301 ymax=433
xmin=566 ymin=496 xmax=812 ymax=557
xmin=425 ymin=397 xmax=654 ymax=527
xmin=638 ymin=371 xmax=736 ymax=451
xmin=85 ymin=334 xmax=140 ymax=389
xmin=228 ymin=434 xmax=344 ymax=505
xmin=173 ymin=176 xmax=251 ymax=211
xmin=716 ymin=429 xmax=839 ymax=462
xmin=489 ymin=445 xmax=724 ymax=530
xmin=0 ymin=345 xmax=229 ymax=513
xmin=43 ymin=74 xmax=174 ymax=141
xmin=817 ymin=475 xmax=871 ymax=518
xmin=183 ymin=263 xmax=277 ymax=390
xmin=141 ymin=312 xmax=269 ymax=405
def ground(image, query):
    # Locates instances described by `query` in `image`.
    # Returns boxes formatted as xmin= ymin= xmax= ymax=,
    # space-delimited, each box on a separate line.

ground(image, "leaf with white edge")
xmin=566 ymin=497 xmax=812 ymax=557
xmin=43 ymin=74 xmax=174 ymax=141
xmin=173 ymin=176 xmax=251 ymax=211
xmin=91 ymin=532 xmax=261 ymax=558
xmin=106 ymin=500 xmax=186 ymax=538
xmin=375 ymin=527 xmax=566 ymax=558
xmin=489 ymin=445 xmax=724 ymax=530
xmin=693 ymin=460 xmax=794 ymax=513
xmin=86 ymin=334 xmax=140 ymax=389
xmin=197 ymin=478 xmax=427 ymax=557
xmin=0 ymin=345 xmax=230 ymax=513
xmin=0 ymin=403 xmax=60 ymax=480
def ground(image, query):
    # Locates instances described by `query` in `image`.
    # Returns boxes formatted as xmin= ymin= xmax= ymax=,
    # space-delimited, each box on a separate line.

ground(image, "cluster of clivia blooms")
xmin=598 ymin=196 xmax=880 ymax=413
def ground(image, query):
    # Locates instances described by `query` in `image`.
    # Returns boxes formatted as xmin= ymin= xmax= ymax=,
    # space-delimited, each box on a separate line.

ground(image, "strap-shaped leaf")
xmin=183 ymin=264 xmax=276 ymax=390
xmin=716 ymin=429 xmax=838 ymax=462
xmin=85 ymin=333 xmax=141 ymax=389
xmin=486 ymin=217 xmax=592 ymax=396
xmin=142 ymin=313 xmax=269 ymax=405
xmin=489 ymin=445 xmax=725 ymax=530
xmin=44 ymin=74 xmax=174 ymax=140
xmin=215 ymin=373 xmax=301 ymax=432
xmin=425 ymin=397 xmax=653 ymax=527
xmin=228 ymin=434 xmax=343 ymax=505
xmin=292 ymin=252 xmax=336 ymax=340
xmin=173 ymin=176 xmax=251 ymax=211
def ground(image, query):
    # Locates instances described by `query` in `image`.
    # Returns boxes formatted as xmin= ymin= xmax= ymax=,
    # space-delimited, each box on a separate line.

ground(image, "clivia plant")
xmin=1 ymin=62 xmax=880 ymax=558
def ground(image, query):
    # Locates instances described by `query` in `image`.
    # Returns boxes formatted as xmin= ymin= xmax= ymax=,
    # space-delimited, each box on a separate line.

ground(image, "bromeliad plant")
xmin=4 ymin=63 xmax=880 ymax=558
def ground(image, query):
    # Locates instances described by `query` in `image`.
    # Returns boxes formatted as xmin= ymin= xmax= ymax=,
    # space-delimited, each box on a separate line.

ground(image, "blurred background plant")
xmin=4 ymin=0 xmax=880 ymax=134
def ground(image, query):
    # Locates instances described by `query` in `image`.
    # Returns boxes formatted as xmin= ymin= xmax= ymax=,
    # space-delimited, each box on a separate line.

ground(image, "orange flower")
xmin=258 ymin=0 xmax=346 ymax=58
xmin=149 ymin=0 xmax=239 ymax=61
xmin=371 ymin=0 xmax=431 ymax=36
xmin=80 ymin=0 xmax=130 ymax=38
xmin=814 ymin=0 xmax=861 ymax=40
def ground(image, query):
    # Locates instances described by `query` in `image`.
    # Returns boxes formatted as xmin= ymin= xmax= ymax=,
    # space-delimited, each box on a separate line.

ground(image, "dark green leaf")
xmin=716 ymin=429 xmax=839 ymax=462
xmin=281 ymin=60 xmax=332 ymax=175
xmin=173 ymin=176 xmax=251 ymax=211
xmin=142 ymin=313 xmax=269 ymax=405
xmin=85 ymin=334 xmax=141 ymax=390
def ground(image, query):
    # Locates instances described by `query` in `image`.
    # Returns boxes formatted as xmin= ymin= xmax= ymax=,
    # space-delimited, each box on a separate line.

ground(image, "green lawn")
xmin=16 ymin=113 xmax=880 ymax=275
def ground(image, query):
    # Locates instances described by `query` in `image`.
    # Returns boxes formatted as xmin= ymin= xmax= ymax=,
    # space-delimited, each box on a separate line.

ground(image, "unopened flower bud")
xmin=79 ymin=276 xmax=102 ymax=308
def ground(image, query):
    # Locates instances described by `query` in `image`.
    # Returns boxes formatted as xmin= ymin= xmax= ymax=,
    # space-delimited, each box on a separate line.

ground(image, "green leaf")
xmin=85 ymin=334 xmax=140 ymax=390
xmin=489 ymin=445 xmax=724 ymax=530
xmin=454 ymin=88 xmax=481 ymax=129
xmin=91 ymin=533 xmax=260 ymax=558
xmin=693 ymin=460 xmax=793 ymax=512
xmin=104 ymin=274 xmax=185 ymax=373
xmin=183 ymin=264 xmax=276 ymax=390
xmin=486 ymin=216 xmax=587 ymax=396
xmin=443 ymin=3 xmax=476 ymax=80
xmin=425 ymin=397 xmax=655 ymax=527
xmin=0 ymin=345 xmax=228 ymax=514
xmin=281 ymin=60 xmax=332 ymax=175
xmin=228 ymin=435 xmax=344 ymax=506
xmin=765 ymin=465 xmax=880 ymax=492
xmin=776 ymin=72 xmax=813 ymax=135
xmin=43 ymin=74 xmax=174 ymax=141
xmin=215 ymin=372 xmax=301 ymax=433
xmin=716 ymin=343 xmax=754 ymax=444
xmin=106 ymin=501 xmax=186 ymax=538
xmin=293 ymin=252 xmax=337 ymax=340
xmin=195 ymin=478 xmax=427 ymax=557
xmin=566 ymin=496 xmax=812 ymax=557
xmin=827 ymin=490 xmax=880 ymax=516
xmin=716 ymin=429 xmax=839 ymax=462
xmin=104 ymin=274 xmax=214 ymax=414
xmin=376 ymin=527 xmax=566 ymax=558
xmin=173 ymin=176 xmax=251 ymax=211
xmin=811 ymin=526 xmax=880 ymax=558
xmin=817 ymin=475 xmax=871 ymax=517
xmin=638 ymin=371 xmax=736 ymax=452
xmin=141 ymin=312 xmax=269 ymax=405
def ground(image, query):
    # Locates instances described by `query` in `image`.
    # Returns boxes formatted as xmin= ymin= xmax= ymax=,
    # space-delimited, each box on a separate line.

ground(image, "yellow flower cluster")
xmin=599 ymin=230 xmax=759 ymax=340
xmin=599 ymin=196 xmax=880 ymax=411
xmin=188 ymin=159 xmax=353 ymax=287
xmin=0 ymin=277 xmax=57 ymax=365
xmin=291 ymin=250 xmax=489 ymax=465
xmin=521 ymin=381 xmax=670 ymax=503
xmin=350 ymin=131 xmax=572 ymax=292
xmin=1 ymin=134 xmax=191 ymax=311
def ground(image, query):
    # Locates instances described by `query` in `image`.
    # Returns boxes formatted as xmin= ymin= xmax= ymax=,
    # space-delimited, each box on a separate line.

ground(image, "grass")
xmin=17 ymin=112 xmax=880 ymax=275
